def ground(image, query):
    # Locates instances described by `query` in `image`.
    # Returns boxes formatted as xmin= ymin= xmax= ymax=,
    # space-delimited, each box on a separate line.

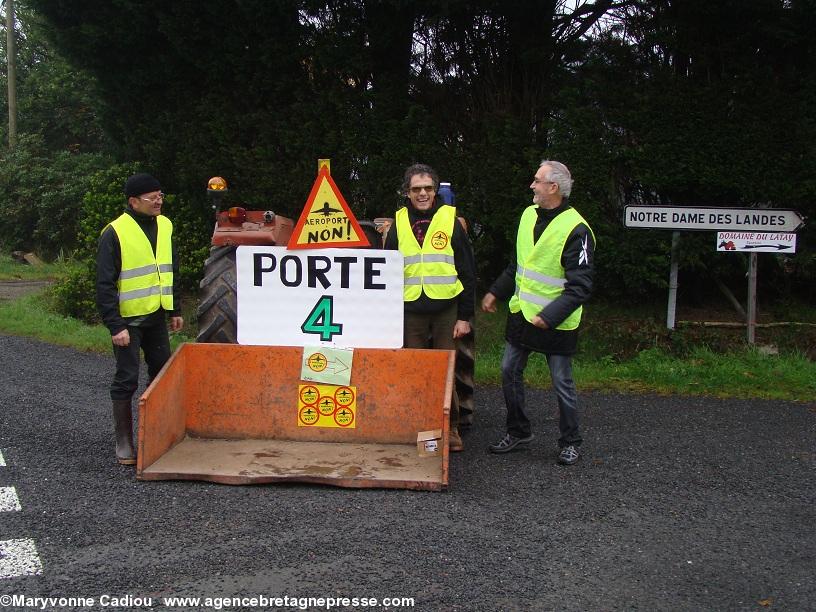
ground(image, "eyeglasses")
xmin=409 ymin=186 xmax=435 ymax=194
xmin=532 ymin=179 xmax=555 ymax=186
xmin=139 ymin=192 xmax=165 ymax=203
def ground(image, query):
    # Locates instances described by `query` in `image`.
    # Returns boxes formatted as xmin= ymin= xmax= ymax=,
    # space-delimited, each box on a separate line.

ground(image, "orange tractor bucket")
xmin=136 ymin=343 xmax=453 ymax=491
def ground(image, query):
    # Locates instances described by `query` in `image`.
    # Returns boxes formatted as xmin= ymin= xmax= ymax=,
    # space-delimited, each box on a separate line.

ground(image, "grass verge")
xmin=474 ymin=306 xmax=815 ymax=401
xmin=0 ymin=293 xmax=193 ymax=353
xmin=1 ymin=285 xmax=813 ymax=402
xmin=0 ymin=252 xmax=72 ymax=281
xmin=475 ymin=338 xmax=815 ymax=401
xmin=574 ymin=347 xmax=815 ymax=400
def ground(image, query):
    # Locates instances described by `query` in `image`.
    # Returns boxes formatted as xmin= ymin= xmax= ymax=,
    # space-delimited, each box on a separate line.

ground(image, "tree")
xmin=5 ymin=0 xmax=17 ymax=146
xmin=1 ymin=1 xmax=108 ymax=151
xmin=552 ymin=0 xmax=816 ymax=299
xmin=22 ymin=0 xmax=815 ymax=302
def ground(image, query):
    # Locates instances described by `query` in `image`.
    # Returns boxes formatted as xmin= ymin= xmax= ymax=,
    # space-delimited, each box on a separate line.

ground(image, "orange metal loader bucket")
xmin=136 ymin=343 xmax=454 ymax=491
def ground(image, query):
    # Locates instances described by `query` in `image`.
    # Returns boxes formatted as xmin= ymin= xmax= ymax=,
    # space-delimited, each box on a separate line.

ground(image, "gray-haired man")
xmin=481 ymin=160 xmax=595 ymax=465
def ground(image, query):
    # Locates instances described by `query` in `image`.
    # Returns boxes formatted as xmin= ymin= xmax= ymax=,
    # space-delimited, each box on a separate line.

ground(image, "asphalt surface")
xmin=0 ymin=334 xmax=813 ymax=611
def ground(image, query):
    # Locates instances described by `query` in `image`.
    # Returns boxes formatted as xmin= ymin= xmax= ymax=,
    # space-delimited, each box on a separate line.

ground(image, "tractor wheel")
xmin=455 ymin=320 xmax=476 ymax=426
xmin=196 ymin=246 xmax=238 ymax=343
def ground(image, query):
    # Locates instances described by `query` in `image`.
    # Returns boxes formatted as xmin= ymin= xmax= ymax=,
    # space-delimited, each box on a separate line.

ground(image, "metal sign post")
xmin=667 ymin=232 xmax=680 ymax=330
xmin=747 ymin=253 xmax=758 ymax=344
xmin=716 ymin=231 xmax=798 ymax=344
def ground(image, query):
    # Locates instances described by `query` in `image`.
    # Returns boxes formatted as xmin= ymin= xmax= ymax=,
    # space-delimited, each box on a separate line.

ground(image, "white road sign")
xmin=236 ymin=246 xmax=404 ymax=348
xmin=716 ymin=232 xmax=797 ymax=253
xmin=624 ymin=206 xmax=804 ymax=232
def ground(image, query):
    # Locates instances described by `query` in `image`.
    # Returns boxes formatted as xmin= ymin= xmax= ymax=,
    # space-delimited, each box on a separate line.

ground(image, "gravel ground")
xmin=0 ymin=334 xmax=814 ymax=611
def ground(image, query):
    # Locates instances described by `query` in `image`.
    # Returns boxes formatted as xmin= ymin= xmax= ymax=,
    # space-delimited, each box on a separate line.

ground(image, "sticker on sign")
xmin=236 ymin=246 xmax=404 ymax=348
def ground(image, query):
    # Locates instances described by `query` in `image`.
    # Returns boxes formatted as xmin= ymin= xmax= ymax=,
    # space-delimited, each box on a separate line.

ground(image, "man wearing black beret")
xmin=96 ymin=173 xmax=183 ymax=465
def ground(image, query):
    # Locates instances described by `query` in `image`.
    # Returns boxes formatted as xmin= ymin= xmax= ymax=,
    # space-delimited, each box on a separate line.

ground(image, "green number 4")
xmin=301 ymin=295 xmax=343 ymax=341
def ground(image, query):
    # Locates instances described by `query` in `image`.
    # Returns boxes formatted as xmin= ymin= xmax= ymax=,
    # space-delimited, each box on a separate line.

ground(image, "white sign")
xmin=716 ymin=232 xmax=797 ymax=253
xmin=624 ymin=206 xmax=804 ymax=232
xmin=236 ymin=246 xmax=404 ymax=348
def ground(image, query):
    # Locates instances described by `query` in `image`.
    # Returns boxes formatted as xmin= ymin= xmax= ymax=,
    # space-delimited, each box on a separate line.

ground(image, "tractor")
xmin=195 ymin=175 xmax=379 ymax=343
xmin=195 ymin=175 xmax=475 ymax=424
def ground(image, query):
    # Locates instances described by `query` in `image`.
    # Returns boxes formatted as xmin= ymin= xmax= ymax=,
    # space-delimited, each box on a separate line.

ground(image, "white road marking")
xmin=0 ymin=456 xmax=44 ymax=579
xmin=0 ymin=487 xmax=21 ymax=512
xmin=0 ymin=539 xmax=44 ymax=578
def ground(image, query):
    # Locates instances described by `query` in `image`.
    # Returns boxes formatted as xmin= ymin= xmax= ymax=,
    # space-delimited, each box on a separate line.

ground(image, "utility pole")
xmin=5 ymin=0 xmax=18 ymax=147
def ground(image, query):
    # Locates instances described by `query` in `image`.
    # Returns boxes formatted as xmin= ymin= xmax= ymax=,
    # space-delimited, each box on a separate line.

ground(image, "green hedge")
xmin=52 ymin=164 xmax=211 ymax=322
xmin=0 ymin=135 xmax=112 ymax=259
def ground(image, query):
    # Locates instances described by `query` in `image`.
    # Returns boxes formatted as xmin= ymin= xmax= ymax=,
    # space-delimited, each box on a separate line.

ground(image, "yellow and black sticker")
xmin=298 ymin=383 xmax=357 ymax=428
xmin=307 ymin=352 xmax=328 ymax=372
xmin=431 ymin=230 xmax=449 ymax=250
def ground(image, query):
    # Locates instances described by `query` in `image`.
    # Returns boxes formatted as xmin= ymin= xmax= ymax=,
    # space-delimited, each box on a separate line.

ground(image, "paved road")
xmin=0 ymin=334 xmax=813 ymax=611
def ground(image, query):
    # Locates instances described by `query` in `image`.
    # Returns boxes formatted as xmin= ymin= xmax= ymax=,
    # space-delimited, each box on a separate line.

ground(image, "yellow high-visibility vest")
xmin=396 ymin=205 xmax=463 ymax=301
xmin=508 ymin=205 xmax=594 ymax=330
xmin=106 ymin=213 xmax=174 ymax=317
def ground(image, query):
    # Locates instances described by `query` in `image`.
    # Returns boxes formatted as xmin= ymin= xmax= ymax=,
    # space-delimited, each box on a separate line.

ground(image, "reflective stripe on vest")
xmin=395 ymin=205 xmax=464 ymax=301
xmin=107 ymin=213 xmax=174 ymax=317
xmin=508 ymin=205 xmax=593 ymax=331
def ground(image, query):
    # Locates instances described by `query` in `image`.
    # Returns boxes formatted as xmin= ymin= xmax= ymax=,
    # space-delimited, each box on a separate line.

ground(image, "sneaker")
xmin=558 ymin=445 xmax=580 ymax=465
xmin=488 ymin=432 xmax=534 ymax=454
xmin=449 ymin=429 xmax=464 ymax=452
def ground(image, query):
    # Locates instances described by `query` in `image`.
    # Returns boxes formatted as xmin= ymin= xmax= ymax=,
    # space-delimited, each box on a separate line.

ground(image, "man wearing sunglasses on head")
xmin=96 ymin=173 xmax=184 ymax=466
xmin=383 ymin=163 xmax=476 ymax=452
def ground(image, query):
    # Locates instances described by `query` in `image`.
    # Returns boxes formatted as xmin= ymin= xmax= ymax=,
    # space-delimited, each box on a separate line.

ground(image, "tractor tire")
xmin=455 ymin=320 xmax=476 ymax=426
xmin=196 ymin=246 xmax=238 ymax=343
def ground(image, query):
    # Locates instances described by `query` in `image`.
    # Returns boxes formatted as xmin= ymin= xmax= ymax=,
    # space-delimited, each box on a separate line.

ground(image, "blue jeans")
xmin=500 ymin=342 xmax=582 ymax=448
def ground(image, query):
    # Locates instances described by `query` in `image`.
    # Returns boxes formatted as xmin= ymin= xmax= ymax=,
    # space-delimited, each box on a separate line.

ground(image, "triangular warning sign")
xmin=287 ymin=168 xmax=371 ymax=249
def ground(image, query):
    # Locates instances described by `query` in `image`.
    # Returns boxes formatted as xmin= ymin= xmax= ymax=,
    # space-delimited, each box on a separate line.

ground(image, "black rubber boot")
xmin=112 ymin=399 xmax=136 ymax=465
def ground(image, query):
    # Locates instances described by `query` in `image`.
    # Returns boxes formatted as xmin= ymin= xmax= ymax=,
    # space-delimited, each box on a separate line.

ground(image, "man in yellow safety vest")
xmin=96 ymin=173 xmax=184 ymax=465
xmin=384 ymin=163 xmax=476 ymax=452
xmin=482 ymin=160 xmax=595 ymax=465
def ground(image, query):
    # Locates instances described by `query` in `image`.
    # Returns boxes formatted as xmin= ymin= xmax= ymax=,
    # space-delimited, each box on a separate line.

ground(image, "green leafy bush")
xmin=53 ymin=163 xmax=211 ymax=322
xmin=162 ymin=196 xmax=212 ymax=293
xmin=0 ymin=134 xmax=112 ymax=259
xmin=50 ymin=260 xmax=98 ymax=324
xmin=75 ymin=163 xmax=144 ymax=257
xmin=51 ymin=163 xmax=140 ymax=322
xmin=76 ymin=163 xmax=211 ymax=291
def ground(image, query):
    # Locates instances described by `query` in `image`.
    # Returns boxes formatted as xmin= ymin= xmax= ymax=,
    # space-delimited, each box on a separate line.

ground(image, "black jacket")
xmin=383 ymin=200 xmax=476 ymax=321
xmin=489 ymin=202 xmax=594 ymax=355
xmin=96 ymin=208 xmax=182 ymax=335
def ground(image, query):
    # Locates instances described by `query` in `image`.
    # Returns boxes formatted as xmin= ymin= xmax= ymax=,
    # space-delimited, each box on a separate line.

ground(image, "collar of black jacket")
xmin=126 ymin=207 xmax=158 ymax=224
xmin=536 ymin=199 xmax=571 ymax=221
